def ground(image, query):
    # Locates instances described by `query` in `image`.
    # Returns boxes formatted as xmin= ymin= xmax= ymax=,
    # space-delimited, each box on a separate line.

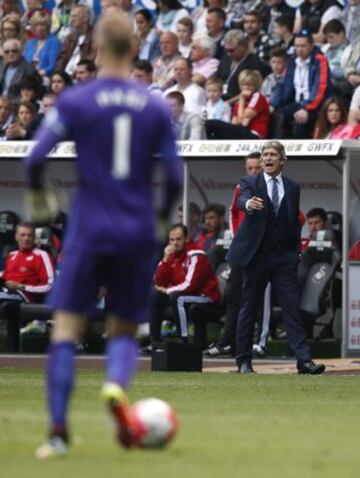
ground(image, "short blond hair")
xmin=96 ymin=11 xmax=133 ymax=60
xmin=30 ymin=11 xmax=51 ymax=30
xmin=238 ymin=69 xmax=263 ymax=91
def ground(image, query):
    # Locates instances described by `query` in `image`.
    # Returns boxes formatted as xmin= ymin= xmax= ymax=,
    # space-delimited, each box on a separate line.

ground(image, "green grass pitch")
xmin=1 ymin=369 xmax=359 ymax=478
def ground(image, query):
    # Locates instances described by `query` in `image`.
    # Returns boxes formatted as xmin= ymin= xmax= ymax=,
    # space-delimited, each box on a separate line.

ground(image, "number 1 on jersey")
xmin=112 ymin=114 xmax=131 ymax=179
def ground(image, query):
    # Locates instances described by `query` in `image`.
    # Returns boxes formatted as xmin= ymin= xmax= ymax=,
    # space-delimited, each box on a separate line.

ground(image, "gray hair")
xmin=192 ymin=34 xmax=216 ymax=57
xmin=261 ymin=141 xmax=287 ymax=161
xmin=224 ymin=29 xmax=249 ymax=48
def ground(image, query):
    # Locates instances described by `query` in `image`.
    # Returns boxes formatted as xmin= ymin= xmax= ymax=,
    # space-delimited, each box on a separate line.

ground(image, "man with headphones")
xmin=227 ymin=140 xmax=325 ymax=374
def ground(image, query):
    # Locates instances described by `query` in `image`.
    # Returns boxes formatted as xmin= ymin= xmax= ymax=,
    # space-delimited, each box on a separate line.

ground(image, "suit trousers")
xmin=235 ymin=249 xmax=311 ymax=366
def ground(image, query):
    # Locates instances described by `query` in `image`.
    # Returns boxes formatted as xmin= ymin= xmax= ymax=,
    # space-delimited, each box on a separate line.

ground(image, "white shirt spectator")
xmin=165 ymin=82 xmax=207 ymax=115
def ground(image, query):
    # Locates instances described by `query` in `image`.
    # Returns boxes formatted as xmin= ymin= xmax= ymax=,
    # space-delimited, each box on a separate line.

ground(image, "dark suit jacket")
xmin=56 ymin=27 xmax=96 ymax=72
xmin=0 ymin=58 xmax=42 ymax=104
xmin=217 ymin=53 xmax=270 ymax=101
xmin=227 ymin=172 xmax=301 ymax=268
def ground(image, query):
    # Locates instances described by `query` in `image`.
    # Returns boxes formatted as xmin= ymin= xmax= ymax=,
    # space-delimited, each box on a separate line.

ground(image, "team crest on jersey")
xmin=26 ymin=256 xmax=34 ymax=261
xmin=19 ymin=267 xmax=28 ymax=273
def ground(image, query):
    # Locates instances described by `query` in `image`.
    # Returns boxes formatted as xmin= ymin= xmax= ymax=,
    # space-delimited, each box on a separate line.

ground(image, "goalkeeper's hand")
xmin=25 ymin=188 xmax=59 ymax=225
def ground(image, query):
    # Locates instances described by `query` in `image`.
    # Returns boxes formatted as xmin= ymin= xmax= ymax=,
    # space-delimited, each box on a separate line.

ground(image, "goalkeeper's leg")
xmin=36 ymin=312 xmax=85 ymax=460
xmin=101 ymin=317 xmax=142 ymax=448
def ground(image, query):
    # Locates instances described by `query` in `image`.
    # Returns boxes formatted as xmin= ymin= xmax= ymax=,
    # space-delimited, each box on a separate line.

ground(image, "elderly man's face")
xmin=261 ymin=147 xmax=284 ymax=177
xmin=15 ymin=226 xmax=35 ymax=251
xmin=3 ymin=40 xmax=21 ymax=64
xmin=160 ymin=33 xmax=178 ymax=57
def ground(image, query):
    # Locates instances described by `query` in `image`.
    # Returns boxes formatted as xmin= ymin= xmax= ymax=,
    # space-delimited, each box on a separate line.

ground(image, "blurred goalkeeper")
xmin=24 ymin=12 xmax=182 ymax=459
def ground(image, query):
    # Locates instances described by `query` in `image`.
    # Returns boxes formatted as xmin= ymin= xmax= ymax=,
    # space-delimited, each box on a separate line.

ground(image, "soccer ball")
xmin=132 ymin=398 xmax=178 ymax=448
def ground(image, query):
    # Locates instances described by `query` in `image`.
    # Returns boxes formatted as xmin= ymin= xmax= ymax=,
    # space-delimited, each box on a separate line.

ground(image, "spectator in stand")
xmin=313 ymin=96 xmax=348 ymax=138
xmin=271 ymin=31 xmax=332 ymax=139
xmin=348 ymin=86 xmax=360 ymax=126
xmin=148 ymin=223 xmax=221 ymax=346
xmin=301 ymin=208 xmax=327 ymax=252
xmin=74 ymin=59 xmax=96 ymax=83
xmin=262 ymin=0 xmax=295 ymax=36
xmin=197 ymin=203 xmax=227 ymax=253
xmin=295 ymin=0 xmax=343 ymax=44
xmin=228 ymin=0 xmax=263 ymax=29
xmin=56 ymin=5 xmax=96 ymax=78
xmin=0 ymin=38 xmax=42 ymax=104
xmin=0 ymin=0 xmax=21 ymax=19
xmin=155 ymin=0 xmax=189 ymax=34
xmin=19 ymin=76 xmax=42 ymax=109
xmin=152 ymin=31 xmax=181 ymax=90
xmin=40 ymin=90 xmax=56 ymax=113
xmin=243 ymin=11 xmax=277 ymax=66
xmin=0 ymin=13 xmax=25 ymax=58
xmin=273 ymin=15 xmax=295 ymax=57
xmin=176 ymin=16 xmax=194 ymax=58
xmin=192 ymin=0 xmax=227 ymax=35
xmin=202 ymin=77 xmax=231 ymax=121
xmin=6 ymin=99 xmax=38 ymax=139
xmin=51 ymin=0 xmax=76 ymax=42
xmin=205 ymin=7 xmax=227 ymax=60
xmin=206 ymin=69 xmax=269 ymax=140
xmin=0 ymin=222 xmax=54 ymax=304
xmin=50 ymin=69 xmax=72 ymax=95
xmin=322 ymin=19 xmax=350 ymax=97
xmin=164 ymin=57 xmax=207 ymax=115
xmin=177 ymin=202 xmax=203 ymax=244
xmin=165 ymin=91 xmax=205 ymax=140
xmin=190 ymin=34 xmax=219 ymax=87
xmin=204 ymin=152 xmax=262 ymax=357
xmin=343 ymin=43 xmax=360 ymax=92
xmin=21 ymin=0 xmax=50 ymax=39
xmin=23 ymin=11 xmax=62 ymax=79
xmin=134 ymin=9 xmax=161 ymax=62
xmin=0 ymin=95 xmax=13 ymax=139
xmin=261 ymin=47 xmax=288 ymax=102
xmin=341 ymin=0 xmax=360 ymax=46
xmin=217 ymin=30 xmax=269 ymax=102
xmin=132 ymin=59 xmax=163 ymax=95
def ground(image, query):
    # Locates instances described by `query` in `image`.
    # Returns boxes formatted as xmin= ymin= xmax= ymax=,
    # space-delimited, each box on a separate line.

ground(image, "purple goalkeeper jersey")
xmin=24 ymin=77 xmax=182 ymax=254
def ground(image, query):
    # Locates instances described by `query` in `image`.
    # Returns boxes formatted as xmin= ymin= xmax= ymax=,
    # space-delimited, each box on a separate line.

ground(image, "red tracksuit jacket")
xmin=155 ymin=243 xmax=221 ymax=303
xmin=2 ymin=247 xmax=55 ymax=303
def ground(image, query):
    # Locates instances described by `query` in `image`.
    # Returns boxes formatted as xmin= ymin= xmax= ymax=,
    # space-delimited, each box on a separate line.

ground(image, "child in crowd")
xmin=205 ymin=69 xmax=269 ymax=139
xmin=261 ymin=47 xmax=287 ymax=102
xmin=202 ymin=78 xmax=231 ymax=122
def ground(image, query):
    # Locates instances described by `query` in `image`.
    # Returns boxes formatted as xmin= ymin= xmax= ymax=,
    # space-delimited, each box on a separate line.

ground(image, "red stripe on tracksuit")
xmin=306 ymin=54 xmax=328 ymax=112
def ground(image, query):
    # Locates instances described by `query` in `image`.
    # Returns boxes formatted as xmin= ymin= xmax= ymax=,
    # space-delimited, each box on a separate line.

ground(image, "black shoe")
xmin=297 ymin=360 xmax=326 ymax=375
xmin=237 ymin=362 xmax=256 ymax=374
xmin=203 ymin=343 xmax=232 ymax=357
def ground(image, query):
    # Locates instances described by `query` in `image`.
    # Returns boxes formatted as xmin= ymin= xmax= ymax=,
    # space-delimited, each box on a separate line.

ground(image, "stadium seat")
xmin=0 ymin=210 xmax=20 ymax=267
xmin=35 ymin=226 xmax=58 ymax=261
xmin=298 ymin=229 xmax=341 ymax=337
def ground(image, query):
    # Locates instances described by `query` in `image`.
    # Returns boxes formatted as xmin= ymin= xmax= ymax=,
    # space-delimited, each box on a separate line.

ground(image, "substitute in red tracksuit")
xmin=0 ymin=223 xmax=54 ymax=303
xmin=150 ymin=224 xmax=221 ymax=342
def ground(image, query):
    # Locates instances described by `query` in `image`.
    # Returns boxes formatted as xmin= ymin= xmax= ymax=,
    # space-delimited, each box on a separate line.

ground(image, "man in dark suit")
xmin=227 ymin=141 xmax=325 ymax=374
xmin=217 ymin=30 xmax=270 ymax=101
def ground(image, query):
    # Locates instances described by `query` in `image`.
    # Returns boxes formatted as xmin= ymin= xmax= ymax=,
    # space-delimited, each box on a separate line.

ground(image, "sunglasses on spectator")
xmin=4 ymin=49 xmax=19 ymax=54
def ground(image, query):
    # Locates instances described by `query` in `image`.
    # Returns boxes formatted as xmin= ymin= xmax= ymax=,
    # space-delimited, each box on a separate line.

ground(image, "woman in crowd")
xmin=5 ymin=100 xmax=38 ymax=139
xmin=24 ymin=11 xmax=62 ymax=78
xmin=176 ymin=16 xmax=193 ymax=58
xmin=155 ymin=0 xmax=189 ymax=34
xmin=190 ymin=34 xmax=219 ymax=87
xmin=50 ymin=70 xmax=73 ymax=95
xmin=0 ymin=13 xmax=24 ymax=57
xmin=135 ymin=9 xmax=160 ymax=62
xmin=0 ymin=0 xmax=21 ymax=20
xmin=313 ymin=97 xmax=350 ymax=139
xmin=206 ymin=69 xmax=269 ymax=140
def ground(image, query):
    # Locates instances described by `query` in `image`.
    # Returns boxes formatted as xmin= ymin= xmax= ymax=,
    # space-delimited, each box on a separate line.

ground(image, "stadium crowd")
xmin=0 ymin=0 xmax=359 ymax=140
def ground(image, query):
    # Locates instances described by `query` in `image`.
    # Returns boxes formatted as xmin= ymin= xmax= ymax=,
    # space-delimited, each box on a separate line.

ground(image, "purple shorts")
xmin=49 ymin=248 xmax=155 ymax=322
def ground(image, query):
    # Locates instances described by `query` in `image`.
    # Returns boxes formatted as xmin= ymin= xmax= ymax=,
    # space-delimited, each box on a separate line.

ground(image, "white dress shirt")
xmin=294 ymin=56 xmax=310 ymax=103
xmin=263 ymin=172 xmax=285 ymax=206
